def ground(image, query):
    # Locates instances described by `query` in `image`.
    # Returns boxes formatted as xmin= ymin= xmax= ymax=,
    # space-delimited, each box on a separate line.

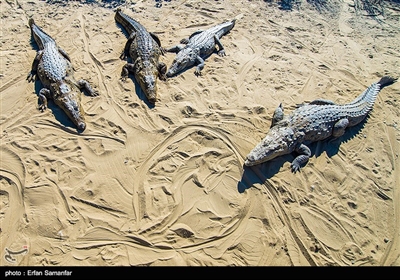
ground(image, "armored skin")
xmin=245 ymin=76 xmax=397 ymax=172
xmin=27 ymin=18 xmax=98 ymax=131
xmin=115 ymin=9 xmax=167 ymax=104
xmin=166 ymin=19 xmax=236 ymax=77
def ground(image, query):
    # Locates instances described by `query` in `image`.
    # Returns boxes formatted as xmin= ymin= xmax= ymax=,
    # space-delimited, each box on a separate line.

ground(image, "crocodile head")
xmin=135 ymin=60 xmax=159 ymax=103
xmin=245 ymin=126 xmax=302 ymax=166
xmin=166 ymin=47 xmax=199 ymax=77
xmin=51 ymin=81 xmax=86 ymax=131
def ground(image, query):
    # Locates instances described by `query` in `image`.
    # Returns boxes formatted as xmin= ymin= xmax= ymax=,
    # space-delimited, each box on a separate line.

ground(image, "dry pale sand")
xmin=1 ymin=0 xmax=399 ymax=266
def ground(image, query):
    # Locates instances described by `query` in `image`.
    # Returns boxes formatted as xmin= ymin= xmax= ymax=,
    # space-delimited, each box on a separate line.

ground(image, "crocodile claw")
xmin=218 ymin=50 xmax=226 ymax=57
xmin=27 ymin=72 xmax=36 ymax=82
xmin=291 ymin=163 xmax=301 ymax=173
xmin=119 ymin=52 xmax=127 ymax=60
xmin=39 ymin=103 xmax=47 ymax=112
xmin=89 ymin=90 xmax=99 ymax=97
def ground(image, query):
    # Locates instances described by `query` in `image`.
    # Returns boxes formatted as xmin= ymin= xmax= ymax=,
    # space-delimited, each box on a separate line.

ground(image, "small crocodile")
xmin=166 ymin=19 xmax=236 ymax=77
xmin=115 ymin=9 xmax=167 ymax=104
xmin=245 ymin=76 xmax=397 ymax=172
xmin=27 ymin=18 xmax=98 ymax=131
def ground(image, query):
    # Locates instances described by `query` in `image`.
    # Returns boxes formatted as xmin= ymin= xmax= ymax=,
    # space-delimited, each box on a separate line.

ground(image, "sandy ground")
xmin=1 ymin=0 xmax=399 ymax=266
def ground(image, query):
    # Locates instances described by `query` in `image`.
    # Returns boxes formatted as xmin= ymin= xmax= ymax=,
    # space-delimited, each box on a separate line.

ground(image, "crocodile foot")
xmin=218 ymin=50 xmax=226 ymax=57
xmin=27 ymin=71 xmax=36 ymax=83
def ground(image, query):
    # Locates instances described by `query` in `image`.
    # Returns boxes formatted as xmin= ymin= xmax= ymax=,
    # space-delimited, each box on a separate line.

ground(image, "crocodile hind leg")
xmin=158 ymin=62 xmax=167 ymax=81
xmin=121 ymin=61 xmax=136 ymax=81
xmin=332 ymin=118 xmax=349 ymax=138
xmin=214 ymin=35 xmax=226 ymax=56
xmin=308 ymin=99 xmax=336 ymax=105
xmin=77 ymin=79 xmax=99 ymax=96
xmin=291 ymin=144 xmax=311 ymax=173
xmin=58 ymin=47 xmax=71 ymax=62
xmin=149 ymin=32 xmax=165 ymax=55
xmin=120 ymin=33 xmax=136 ymax=60
xmin=180 ymin=31 xmax=202 ymax=44
xmin=38 ymin=88 xmax=51 ymax=112
xmin=271 ymin=103 xmax=284 ymax=128
xmin=27 ymin=51 xmax=43 ymax=82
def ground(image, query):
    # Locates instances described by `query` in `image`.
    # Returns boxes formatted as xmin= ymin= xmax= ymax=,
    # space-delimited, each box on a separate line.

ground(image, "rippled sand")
xmin=1 ymin=0 xmax=399 ymax=266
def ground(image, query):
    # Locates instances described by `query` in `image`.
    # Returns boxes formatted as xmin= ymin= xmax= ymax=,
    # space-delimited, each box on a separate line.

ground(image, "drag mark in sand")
xmin=0 ymin=147 xmax=28 ymax=265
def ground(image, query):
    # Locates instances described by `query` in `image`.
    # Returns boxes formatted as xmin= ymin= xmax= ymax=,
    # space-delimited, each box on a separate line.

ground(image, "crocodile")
xmin=115 ymin=9 xmax=167 ymax=104
xmin=245 ymin=76 xmax=397 ymax=172
xmin=27 ymin=18 xmax=98 ymax=131
xmin=165 ymin=19 xmax=236 ymax=77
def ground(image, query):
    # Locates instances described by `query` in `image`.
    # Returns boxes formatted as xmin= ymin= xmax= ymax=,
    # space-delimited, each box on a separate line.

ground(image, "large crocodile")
xmin=166 ymin=19 xmax=236 ymax=77
xmin=245 ymin=76 xmax=397 ymax=172
xmin=115 ymin=9 xmax=167 ymax=104
xmin=27 ymin=18 xmax=98 ymax=131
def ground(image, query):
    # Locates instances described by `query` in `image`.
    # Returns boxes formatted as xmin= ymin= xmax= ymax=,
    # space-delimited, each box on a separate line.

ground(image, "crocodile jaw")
xmin=166 ymin=48 xmax=198 ymax=77
xmin=135 ymin=62 xmax=159 ymax=103
xmin=52 ymin=82 xmax=86 ymax=131
xmin=57 ymin=97 xmax=86 ymax=131
xmin=245 ymin=127 xmax=297 ymax=166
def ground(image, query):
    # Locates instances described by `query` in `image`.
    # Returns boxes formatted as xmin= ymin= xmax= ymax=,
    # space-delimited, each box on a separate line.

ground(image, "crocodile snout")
xmin=244 ymin=155 xmax=257 ymax=166
xmin=77 ymin=122 xmax=86 ymax=131
xmin=147 ymin=93 xmax=156 ymax=104
xmin=166 ymin=70 xmax=175 ymax=78
xmin=138 ymin=73 xmax=158 ymax=103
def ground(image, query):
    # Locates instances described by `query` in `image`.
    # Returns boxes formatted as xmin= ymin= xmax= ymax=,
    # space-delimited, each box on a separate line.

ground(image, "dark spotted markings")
xmin=155 ymin=0 xmax=171 ymax=8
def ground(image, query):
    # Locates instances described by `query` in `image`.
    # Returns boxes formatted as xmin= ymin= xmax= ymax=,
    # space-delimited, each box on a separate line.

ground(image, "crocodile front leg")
xmin=166 ymin=45 xmax=183 ymax=53
xmin=214 ymin=35 xmax=226 ymax=57
xmin=27 ymin=51 xmax=43 ymax=82
xmin=158 ymin=62 xmax=167 ymax=81
xmin=77 ymin=79 xmax=99 ymax=96
xmin=271 ymin=103 xmax=284 ymax=127
xmin=291 ymin=144 xmax=311 ymax=173
xmin=194 ymin=56 xmax=205 ymax=76
xmin=121 ymin=61 xmax=136 ymax=81
xmin=38 ymin=88 xmax=51 ymax=112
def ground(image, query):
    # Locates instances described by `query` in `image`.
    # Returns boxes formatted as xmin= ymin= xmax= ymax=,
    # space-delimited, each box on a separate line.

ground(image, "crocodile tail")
xmin=115 ymin=9 xmax=137 ymax=34
xmin=29 ymin=19 xmax=55 ymax=48
xmin=378 ymin=76 xmax=397 ymax=89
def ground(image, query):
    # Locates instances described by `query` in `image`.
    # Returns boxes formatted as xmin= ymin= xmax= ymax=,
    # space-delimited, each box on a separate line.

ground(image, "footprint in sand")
xmin=132 ymin=125 xmax=248 ymax=244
